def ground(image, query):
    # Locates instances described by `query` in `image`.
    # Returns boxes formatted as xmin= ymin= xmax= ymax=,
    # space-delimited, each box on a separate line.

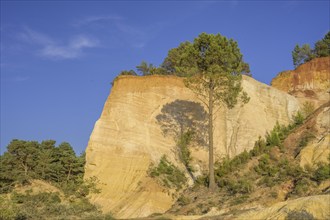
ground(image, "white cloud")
xmin=72 ymin=15 xmax=123 ymax=27
xmin=18 ymin=27 xmax=99 ymax=60
xmin=40 ymin=36 xmax=98 ymax=60
xmin=18 ymin=27 xmax=54 ymax=45
xmin=74 ymin=15 xmax=153 ymax=49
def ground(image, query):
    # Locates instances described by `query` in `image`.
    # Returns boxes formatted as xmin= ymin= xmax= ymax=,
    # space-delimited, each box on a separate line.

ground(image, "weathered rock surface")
xmin=164 ymin=195 xmax=330 ymax=220
xmin=298 ymin=103 xmax=330 ymax=168
xmin=271 ymin=57 xmax=330 ymax=106
xmin=234 ymin=194 xmax=330 ymax=220
xmin=85 ymin=75 xmax=299 ymax=218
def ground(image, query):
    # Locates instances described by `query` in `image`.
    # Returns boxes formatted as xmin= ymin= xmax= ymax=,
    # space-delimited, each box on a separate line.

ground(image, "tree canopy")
xmin=0 ymin=139 xmax=88 ymax=195
xmin=292 ymin=31 xmax=330 ymax=68
xmin=156 ymin=33 xmax=249 ymax=190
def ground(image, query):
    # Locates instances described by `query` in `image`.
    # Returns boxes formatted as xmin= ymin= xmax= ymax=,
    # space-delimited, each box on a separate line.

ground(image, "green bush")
xmin=14 ymin=213 xmax=28 ymax=220
xmin=177 ymin=131 xmax=194 ymax=172
xmin=266 ymin=130 xmax=281 ymax=147
xmin=314 ymin=163 xmax=330 ymax=183
xmin=254 ymin=154 xmax=278 ymax=177
xmin=222 ymin=177 xmax=253 ymax=195
xmin=293 ymin=111 xmax=304 ymax=126
xmin=301 ymin=101 xmax=315 ymax=118
xmin=149 ymin=155 xmax=187 ymax=190
xmin=230 ymin=195 xmax=249 ymax=205
xmin=286 ymin=210 xmax=315 ymax=220
xmin=292 ymin=178 xmax=311 ymax=196
xmin=259 ymin=176 xmax=276 ymax=187
xmin=177 ymin=195 xmax=191 ymax=206
xmin=295 ymin=132 xmax=315 ymax=156
xmin=270 ymin=191 xmax=278 ymax=198
xmin=194 ymin=175 xmax=208 ymax=187
xmin=250 ymin=137 xmax=267 ymax=156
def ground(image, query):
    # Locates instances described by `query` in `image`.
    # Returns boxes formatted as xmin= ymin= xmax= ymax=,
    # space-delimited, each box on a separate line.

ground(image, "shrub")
xmin=259 ymin=176 xmax=276 ymax=187
xmin=293 ymin=111 xmax=304 ymax=126
xmin=314 ymin=163 xmax=330 ymax=183
xmin=266 ymin=129 xmax=281 ymax=147
xmin=250 ymin=137 xmax=267 ymax=156
xmin=301 ymin=101 xmax=315 ymax=118
xmin=295 ymin=132 xmax=315 ymax=156
xmin=14 ymin=213 xmax=28 ymax=220
xmin=285 ymin=210 xmax=315 ymax=220
xmin=177 ymin=131 xmax=194 ymax=172
xmin=224 ymin=177 xmax=253 ymax=195
xmin=231 ymin=195 xmax=249 ymax=205
xmin=254 ymin=154 xmax=278 ymax=177
xmin=270 ymin=191 xmax=278 ymax=198
xmin=177 ymin=195 xmax=191 ymax=206
xmin=292 ymin=178 xmax=310 ymax=196
xmin=149 ymin=155 xmax=187 ymax=190
xmin=195 ymin=175 xmax=208 ymax=187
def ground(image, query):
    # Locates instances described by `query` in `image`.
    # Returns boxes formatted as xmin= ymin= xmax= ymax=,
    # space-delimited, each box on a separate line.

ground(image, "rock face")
xmin=85 ymin=75 xmax=299 ymax=218
xmin=298 ymin=102 xmax=330 ymax=168
xmin=271 ymin=57 xmax=330 ymax=106
xmin=235 ymin=194 xmax=330 ymax=220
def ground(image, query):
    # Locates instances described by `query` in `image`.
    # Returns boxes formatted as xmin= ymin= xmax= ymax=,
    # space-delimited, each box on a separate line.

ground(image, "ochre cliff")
xmin=85 ymin=75 xmax=299 ymax=218
xmin=297 ymin=102 xmax=330 ymax=168
xmin=271 ymin=57 xmax=330 ymax=106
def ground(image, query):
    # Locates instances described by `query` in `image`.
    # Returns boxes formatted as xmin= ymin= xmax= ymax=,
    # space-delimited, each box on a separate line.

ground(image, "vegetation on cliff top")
xmin=142 ymin=33 xmax=251 ymax=191
xmin=292 ymin=31 xmax=330 ymax=68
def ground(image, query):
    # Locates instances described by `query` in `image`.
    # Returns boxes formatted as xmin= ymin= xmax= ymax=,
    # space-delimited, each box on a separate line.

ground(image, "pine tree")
xmin=162 ymin=33 xmax=250 ymax=190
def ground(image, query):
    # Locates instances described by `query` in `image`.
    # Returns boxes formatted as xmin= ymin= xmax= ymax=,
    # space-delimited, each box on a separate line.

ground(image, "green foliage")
xmin=301 ymin=101 xmax=315 ymax=118
xmin=177 ymin=195 xmax=191 ymax=206
xmin=265 ymin=121 xmax=290 ymax=148
xmin=178 ymin=33 xmax=249 ymax=190
xmin=314 ymin=31 xmax=330 ymax=57
xmin=285 ymin=210 xmax=315 ymax=220
xmin=149 ymin=155 xmax=187 ymax=190
xmin=292 ymin=31 xmax=330 ymax=67
xmin=215 ymin=150 xmax=251 ymax=180
xmin=293 ymin=111 xmax=304 ymax=126
xmin=227 ymin=178 xmax=253 ymax=195
xmin=195 ymin=175 xmax=208 ymax=187
xmin=119 ymin=69 xmax=137 ymax=76
xmin=1 ymin=191 xmax=114 ymax=220
xmin=255 ymin=154 xmax=278 ymax=177
xmin=291 ymin=178 xmax=311 ymax=196
xmin=161 ymin=41 xmax=195 ymax=76
xmin=0 ymin=139 xmax=99 ymax=199
xmin=177 ymin=131 xmax=194 ymax=173
xmin=314 ymin=163 xmax=330 ymax=183
xmin=250 ymin=137 xmax=267 ymax=156
xmin=270 ymin=191 xmax=278 ymax=198
xmin=230 ymin=195 xmax=249 ymax=205
xmin=136 ymin=61 xmax=166 ymax=76
xmin=266 ymin=129 xmax=281 ymax=147
xmin=292 ymin=44 xmax=314 ymax=68
xmin=156 ymin=100 xmax=208 ymax=181
xmin=295 ymin=132 xmax=315 ymax=156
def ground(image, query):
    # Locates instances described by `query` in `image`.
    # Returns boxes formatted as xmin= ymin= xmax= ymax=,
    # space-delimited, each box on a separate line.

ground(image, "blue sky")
xmin=1 ymin=1 xmax=329 ymax=154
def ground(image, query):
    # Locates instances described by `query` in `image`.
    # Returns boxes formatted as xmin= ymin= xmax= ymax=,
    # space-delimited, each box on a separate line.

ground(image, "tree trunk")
xmin=208 ymin=86 xmax=216 ymax=191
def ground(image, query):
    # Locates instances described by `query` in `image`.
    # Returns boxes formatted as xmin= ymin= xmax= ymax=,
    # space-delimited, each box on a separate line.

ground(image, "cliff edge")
xmin=84 ymin=75 xmax=299 ymax=218
xmin=271 ymin=57 xmax=330 ymax=106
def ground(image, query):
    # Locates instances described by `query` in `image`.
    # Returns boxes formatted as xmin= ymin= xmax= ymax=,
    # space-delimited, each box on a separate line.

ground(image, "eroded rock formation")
xmin=85 ymin=75 xmax=299 ymax=218
xmin=271 ymin=57 xmax=330 ymax=106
